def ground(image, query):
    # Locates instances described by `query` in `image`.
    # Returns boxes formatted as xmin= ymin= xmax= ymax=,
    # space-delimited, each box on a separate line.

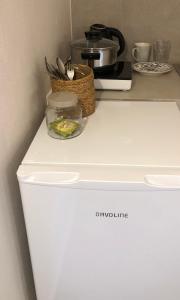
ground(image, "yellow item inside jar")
xmin=50 ymin=118 xmax=80 ymax=138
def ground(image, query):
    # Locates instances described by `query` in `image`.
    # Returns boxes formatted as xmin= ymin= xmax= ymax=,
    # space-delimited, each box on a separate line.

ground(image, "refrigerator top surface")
xmin=22 ymin=101 xmax=180 ymax=169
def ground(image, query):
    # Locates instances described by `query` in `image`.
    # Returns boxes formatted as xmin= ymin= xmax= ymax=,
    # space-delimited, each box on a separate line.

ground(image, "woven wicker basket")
xmin=51 ymin=65 xmax=96 ymax=117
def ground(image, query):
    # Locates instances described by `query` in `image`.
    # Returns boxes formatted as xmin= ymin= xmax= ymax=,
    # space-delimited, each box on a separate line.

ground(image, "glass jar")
xmin=46 ymin=91 xmax=83 ymax=139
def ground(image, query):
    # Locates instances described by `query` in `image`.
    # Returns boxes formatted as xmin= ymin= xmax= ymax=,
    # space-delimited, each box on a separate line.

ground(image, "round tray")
xmin=133 ymin=62 xmax=174 ymax=76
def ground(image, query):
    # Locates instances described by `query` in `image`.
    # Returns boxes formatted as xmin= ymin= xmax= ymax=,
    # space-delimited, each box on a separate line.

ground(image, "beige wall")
xmin=0 ymin=1 xmax=71 ymax=299
xmin=71 ymin=0 xmax=180 ymax=62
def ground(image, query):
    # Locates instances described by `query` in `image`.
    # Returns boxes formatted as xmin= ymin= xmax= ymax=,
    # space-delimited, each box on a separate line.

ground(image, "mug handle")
xmin=132 ymin=47 xmax=138 ymax=61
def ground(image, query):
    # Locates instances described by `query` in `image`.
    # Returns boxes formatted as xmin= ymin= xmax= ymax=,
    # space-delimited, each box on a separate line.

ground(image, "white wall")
xmin=0 ymin=1 xmax=71 ymax=299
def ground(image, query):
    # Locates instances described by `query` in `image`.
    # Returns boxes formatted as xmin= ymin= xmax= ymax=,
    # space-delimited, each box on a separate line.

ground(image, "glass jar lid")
xmin=47 ymin=91 xmax=78 ymax=108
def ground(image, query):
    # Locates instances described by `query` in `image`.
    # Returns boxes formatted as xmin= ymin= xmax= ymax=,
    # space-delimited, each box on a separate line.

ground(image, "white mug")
xmin=132 ymin=42 xmax=151 ymax=62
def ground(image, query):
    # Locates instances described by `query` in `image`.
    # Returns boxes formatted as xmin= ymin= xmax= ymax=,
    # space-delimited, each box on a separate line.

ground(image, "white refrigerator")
xmin=17 ymin=100 xmax=180 ymax=300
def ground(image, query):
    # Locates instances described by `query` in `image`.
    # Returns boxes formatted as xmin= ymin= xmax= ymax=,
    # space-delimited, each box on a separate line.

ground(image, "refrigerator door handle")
xmin=19 ymin=172 xmax=80 ymax=186
xmin=144 ymin=175 xmax=180 ymax=189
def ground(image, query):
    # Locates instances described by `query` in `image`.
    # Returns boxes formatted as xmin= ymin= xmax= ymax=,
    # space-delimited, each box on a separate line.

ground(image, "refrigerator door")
xmin=18 ymin=174 xmax=180 ymax=300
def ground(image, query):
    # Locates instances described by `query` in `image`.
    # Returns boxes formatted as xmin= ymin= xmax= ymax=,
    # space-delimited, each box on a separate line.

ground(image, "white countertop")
xmin=96 ymin=69 xmax=180 ymax=101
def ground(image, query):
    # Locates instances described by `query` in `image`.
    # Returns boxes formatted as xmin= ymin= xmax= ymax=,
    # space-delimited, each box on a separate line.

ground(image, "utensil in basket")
xmin=45 ymin=56 xmax=58 ymax=79
xmin=45 ymin=56 xmax=68 ymax=80
xmin=56 ymin=57 xmax=69 ymax=80
xmin=73 ymin=66 xmax=86 ymax=76
xmin=66 ymin=61 xmax=74 ymax=80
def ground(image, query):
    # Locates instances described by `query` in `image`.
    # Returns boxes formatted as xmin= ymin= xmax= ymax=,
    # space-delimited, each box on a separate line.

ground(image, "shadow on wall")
xmin=5 ymin=64 xmax=48 ymax=300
